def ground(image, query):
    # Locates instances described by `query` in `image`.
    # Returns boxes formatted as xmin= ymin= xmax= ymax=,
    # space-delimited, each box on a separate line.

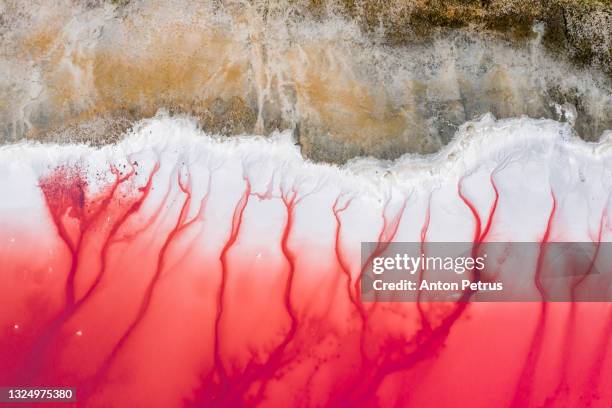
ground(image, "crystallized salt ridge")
xmin=1 ymin=112 xmax=611 ymax=194
xmin=0 ymin=113 xmax=612 ymax=183
xmin=1 ymin=113 xmax=610 ymax=245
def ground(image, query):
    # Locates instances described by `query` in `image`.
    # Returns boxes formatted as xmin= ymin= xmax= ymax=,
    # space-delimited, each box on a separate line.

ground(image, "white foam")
xmin=0 ymin=113 xmax=610 ymax=247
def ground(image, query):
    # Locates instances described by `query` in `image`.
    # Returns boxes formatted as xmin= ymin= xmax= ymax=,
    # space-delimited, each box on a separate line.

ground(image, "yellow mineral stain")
xmin=22 ymin=27 xmax=61 ymax=58
xmin=289 ymin=46 xmax=407 ymax=143
xmin=13 ymin=3 xmax=414 ymax=150
xmin=91 ymin=26 xmax=249 ymax=114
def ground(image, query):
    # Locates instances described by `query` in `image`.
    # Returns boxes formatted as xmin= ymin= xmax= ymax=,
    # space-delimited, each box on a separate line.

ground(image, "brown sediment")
xmin=0 ymin=0 xmax=611 ymax=163
xmin=288 ymin=45 xmax=428 ymax=162
xmin=314 ymin=0 xmax=612 ymax=73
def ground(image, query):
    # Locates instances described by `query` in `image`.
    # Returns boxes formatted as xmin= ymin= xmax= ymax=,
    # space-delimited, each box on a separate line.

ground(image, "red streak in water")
xmin=416 ymin=193 xmax=432 ymax=331
xmin=1 ymin=159 xmax=611 ymax=408
xmin=332 ymin=194 xmax=356 ymax=309
xmin=510 ymin=190 xmax=557 ymax=408
xmin=20 ymin=164 xmax=144 ymax=383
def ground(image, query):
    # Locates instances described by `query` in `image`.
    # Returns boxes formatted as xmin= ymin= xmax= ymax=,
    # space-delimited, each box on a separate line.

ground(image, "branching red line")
xmin=458 ymin=170 xmax=500 ymax=245
xmin=416 ymin=193 xmax=432 ymax=330
xmin=111 ymin=160 xmax=175 ymax=244
xmin=23 ymin=164 xmax=139 ymax=383
xmin=40 ymin=168 xmax=85 ymax=307
xmin=534 ymin=190 xmax=557 ymax=300
xmin=204 ymin=183 xmax=317 ymax=406
xmin=159 ymin=168 xmax=217 ymax=276
xmin=334 ymin=195 xmax=409 ymax=402
xmin=371 ymin=198 xmax=407 ymax=308
xmin=543 ymin=196 xmax=609 ymax=406
xmin=570 ymin=196 xmax=608 ymax=300
xmin=266 ymin=188 xmax=302 ymax=352
xmin=480 ymin=172 xmax=500 ymax=241
xmin=82 ymin=165 xmax=193 ymax=400
xmin=345 ymin=296 xmax=471 ymax=405
xmin=456 ymin=172 xmax=500 ymax=300
xmin=182 ymin=168 xmax=215 ymax=229
xmin=510 ymin=190 xmax=556 ymax=408
xmin=353 ymin=174 xmax=502 ymax=404
xmin=332 ymin=194 xmax=356 ymax=309
xmin=213 ymin=178 xmax=251 ymax=383
xmin=76 ymin=162 xmax=159 ymax=308
xmin=62 ymin=166 xmax=132 ymax=305
xmin=457 ymin=177 xmax=482 ymax=244
xmin=342 ymin=169 xmax=505 ymax=404
xmin=346 ymin=181 xmax=477 ymax=403
xmin=248 ymin=188 xmax=302 ymax=404
xmin=251 ymin=169 xmax=276 ymax=201
xmin=279 ymin=189 xmax=299 ymax=339
xmin=354 ymin=197 xmax=408 ymax=305
xmin=106 ymin=169 xmax=193 ymax=349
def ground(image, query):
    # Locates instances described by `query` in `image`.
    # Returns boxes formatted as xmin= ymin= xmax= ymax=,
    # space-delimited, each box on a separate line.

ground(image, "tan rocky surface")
xmin=1 ymin=0 xmax=611 ymax=163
